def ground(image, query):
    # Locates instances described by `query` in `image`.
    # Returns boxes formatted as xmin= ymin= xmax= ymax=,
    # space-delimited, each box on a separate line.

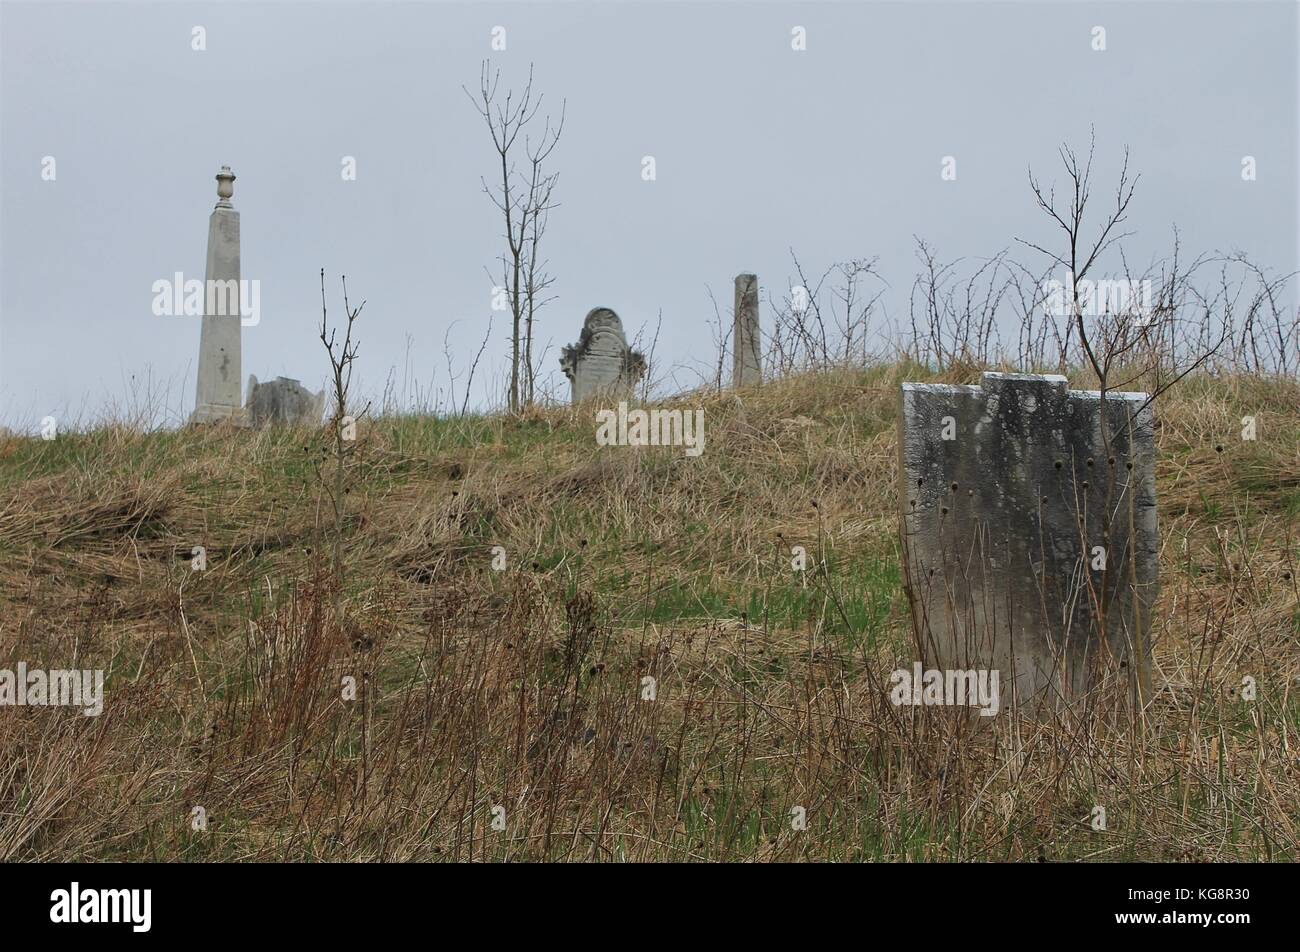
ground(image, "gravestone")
xmin=245 ymin=375 xmax=326 ymax=427
xmin=732 ymin=273 xmax=761 ymax=387
xmin=560 ymin=307 xmax=646 ymax=402
xmin=191 ymin=166 xmax=247 ymax=425
xmin=898 ymin=372 xmax=1157 ymax=707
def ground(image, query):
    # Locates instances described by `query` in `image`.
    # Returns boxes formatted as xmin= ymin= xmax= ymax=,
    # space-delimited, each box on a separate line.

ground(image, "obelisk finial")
xmin=215 ymin=165 xmax=236 ymax=208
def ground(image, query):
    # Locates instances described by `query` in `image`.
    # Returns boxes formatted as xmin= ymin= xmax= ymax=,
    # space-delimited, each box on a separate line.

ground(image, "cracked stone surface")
xmin=245 ymin=375 xmax=326 ymax=427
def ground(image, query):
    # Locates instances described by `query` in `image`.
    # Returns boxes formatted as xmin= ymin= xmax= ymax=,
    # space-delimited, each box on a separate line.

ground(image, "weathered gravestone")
xmin=191 ymin=166 xmax=248 ymax=425
xmin=560 ymin=307 xmax=646 ymax=402
xmin=245 ymin=375 xmax=326 ymax=427
xmin=898 ymin=372 xmax=1157 ymax=707
xmin=732 ymin=273 xmax=761 ymax=387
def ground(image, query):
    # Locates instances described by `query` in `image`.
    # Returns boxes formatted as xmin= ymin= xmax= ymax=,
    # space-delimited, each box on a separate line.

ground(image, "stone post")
xmin=898 ymin=372 xmax=1157 ymax=709
xmin=732 ymin=273 xmax=761 ymax=387
xmin=191 ymin=166 xmax=246 ymax=425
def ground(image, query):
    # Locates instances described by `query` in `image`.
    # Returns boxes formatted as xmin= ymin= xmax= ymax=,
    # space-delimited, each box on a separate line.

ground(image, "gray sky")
xmin=2 ymin=0 xmax=1296 ymax=428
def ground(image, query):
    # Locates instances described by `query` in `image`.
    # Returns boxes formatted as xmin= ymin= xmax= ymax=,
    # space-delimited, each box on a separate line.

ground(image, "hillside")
xmin=1 ymin=363 xmax=1298 ymax=861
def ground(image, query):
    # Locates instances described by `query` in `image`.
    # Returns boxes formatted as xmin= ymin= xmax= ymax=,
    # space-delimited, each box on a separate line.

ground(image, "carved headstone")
xmin=191 ymin=166 xmax=248 ymax=425
xmin=245 ymin=375 xmax=326 ymax=427
xmin=898 ymin=372 xmax=1157 ymax=708
xmin=560 ymin=307 xmax=646 ymax=403
xmin=732 ymin=273 xmax=761 ymax=387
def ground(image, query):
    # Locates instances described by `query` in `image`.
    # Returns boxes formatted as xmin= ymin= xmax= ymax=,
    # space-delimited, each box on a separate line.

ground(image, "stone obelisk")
xmin=732 ymin=272 xmax=761 ymax=387
xmin=191 ymin=166 xmax=247 ymax=425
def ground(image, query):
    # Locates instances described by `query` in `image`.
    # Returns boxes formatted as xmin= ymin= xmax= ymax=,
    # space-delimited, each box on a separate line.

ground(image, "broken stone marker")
xmin=191 ymin=166 xmax=247 ymax=425
xmin=560 ymin=307 xmax=646 ymax=403
xmin=245 ymin=375 xmax=326 ymax=427
xmin=898 ymin=372 xmax=1157 ymax=707
xmin=732 ymin=273 xmax=761 ymax=387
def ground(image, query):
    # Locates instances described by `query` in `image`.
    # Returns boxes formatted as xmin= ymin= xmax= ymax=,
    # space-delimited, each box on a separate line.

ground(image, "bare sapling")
xmin=466 ymin=62 xmax=565 ymax=412
xmin=318 ymin=269 xmax=367 ymax=619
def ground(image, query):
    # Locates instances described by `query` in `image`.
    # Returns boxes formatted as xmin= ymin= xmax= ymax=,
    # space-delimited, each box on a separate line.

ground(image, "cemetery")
xmin=1 ymin=7 xmax=1297 ymax=873
xmin=170 ymin=166 xmax=1179 ymax=716
xmin=2 ymin=166 xmax=1295 ymax=858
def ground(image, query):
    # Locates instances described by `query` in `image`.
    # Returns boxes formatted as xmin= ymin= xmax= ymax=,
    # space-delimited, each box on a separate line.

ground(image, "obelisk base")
xmin=190 ymin=403 xmax=250 ymax=426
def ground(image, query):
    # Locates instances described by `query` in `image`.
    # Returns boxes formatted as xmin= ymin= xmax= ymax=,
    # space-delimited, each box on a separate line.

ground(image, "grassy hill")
xmin=1 ymin=363 xmax=1298 ymax=861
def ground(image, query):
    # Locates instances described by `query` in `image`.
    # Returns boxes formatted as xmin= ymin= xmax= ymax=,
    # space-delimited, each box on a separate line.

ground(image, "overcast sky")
xmin=2 ymin=0 xmax=1296 ymax=428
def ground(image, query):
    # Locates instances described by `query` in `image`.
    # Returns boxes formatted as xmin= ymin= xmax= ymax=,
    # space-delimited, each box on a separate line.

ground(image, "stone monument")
xmin=560 ymin=307 xmax=646 ymax=402
xmin=246 ymin=375 xmax=326 ymax=427
xmin=191 ymin=166 xmax=247 ymax=425
xmin=898 ymin=372 xmax=1157 ymax=707
xmin=732 ymin=273 xmax=761 ymax=387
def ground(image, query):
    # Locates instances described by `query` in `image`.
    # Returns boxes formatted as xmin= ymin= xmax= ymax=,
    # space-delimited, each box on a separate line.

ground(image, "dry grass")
xmin=0 ymin=363 xmax=1297 ymax=861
